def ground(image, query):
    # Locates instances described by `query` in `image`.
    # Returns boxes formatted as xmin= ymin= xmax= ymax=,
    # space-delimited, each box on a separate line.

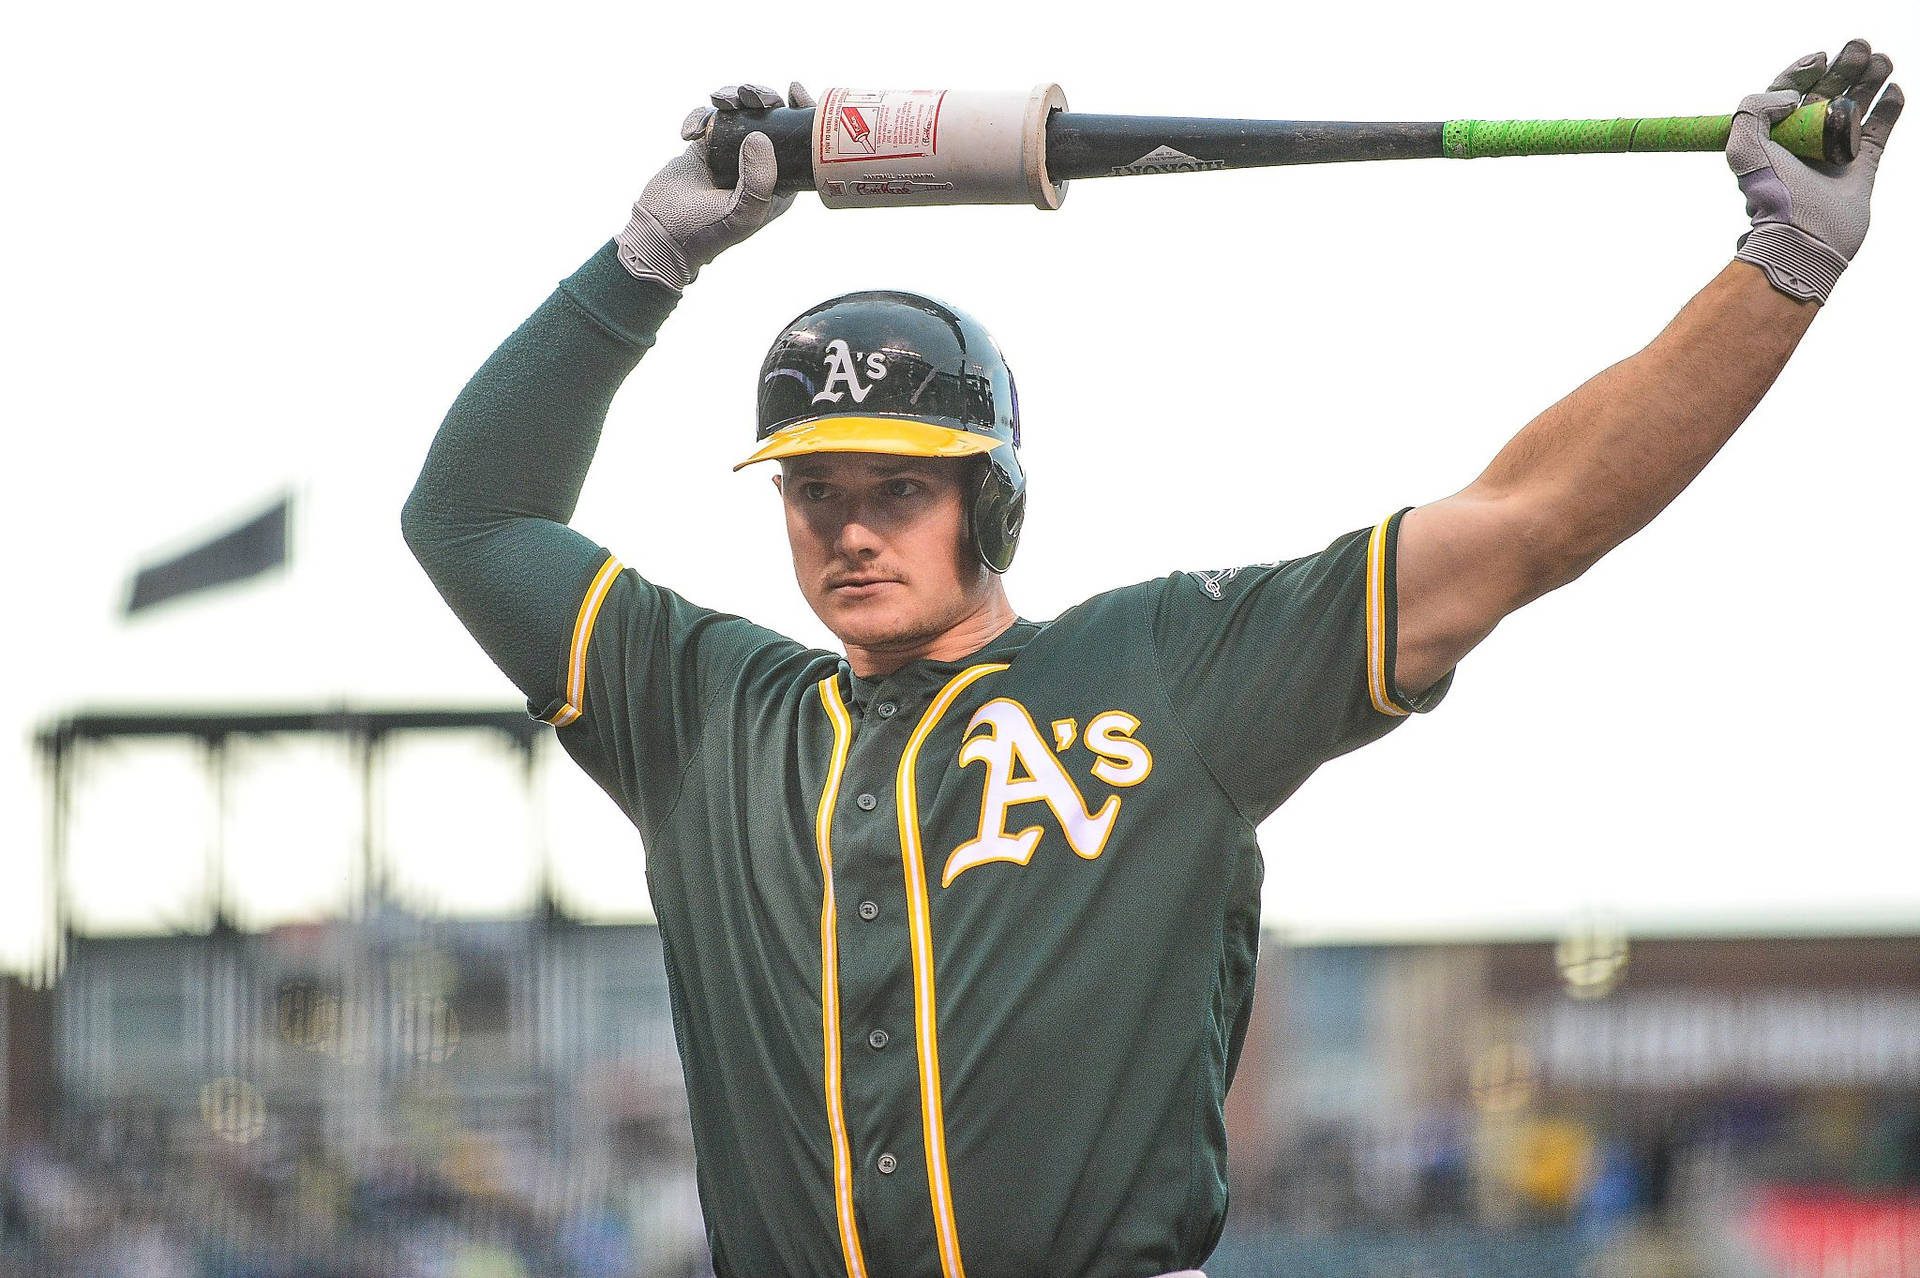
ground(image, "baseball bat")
xmin=706 ymin=96 xmax=1857 ymax=199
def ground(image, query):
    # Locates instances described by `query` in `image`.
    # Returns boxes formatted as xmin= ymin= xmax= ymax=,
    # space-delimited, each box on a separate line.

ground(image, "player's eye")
xmin=801 ymin=482 xmax=833 ymax=502
xmin=882 ymin=478 xmax=921 ymax=498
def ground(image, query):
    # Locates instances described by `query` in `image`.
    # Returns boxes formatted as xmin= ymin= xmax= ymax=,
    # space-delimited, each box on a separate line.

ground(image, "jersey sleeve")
xmin=533 ymin=550 xmax=806 ymax=840
xmin=1147 ymin=508 xmax=1452 ymax=822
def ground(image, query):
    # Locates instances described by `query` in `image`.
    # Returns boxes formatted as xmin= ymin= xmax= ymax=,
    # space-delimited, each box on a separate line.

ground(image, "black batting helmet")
xmin=735 ymin=290 xmax=1027 ymax=573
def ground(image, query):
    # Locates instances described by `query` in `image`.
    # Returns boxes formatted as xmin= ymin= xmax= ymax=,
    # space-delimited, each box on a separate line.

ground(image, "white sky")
xmin=4 ymin=0 xmax=1916 ymax=972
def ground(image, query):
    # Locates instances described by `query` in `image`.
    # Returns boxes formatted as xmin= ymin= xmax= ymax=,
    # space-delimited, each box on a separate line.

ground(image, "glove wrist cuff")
xmin=1735 ymin=223 xmax=1846 ymax=304
xmin=616 ymin=205 xmax=693 ymax=293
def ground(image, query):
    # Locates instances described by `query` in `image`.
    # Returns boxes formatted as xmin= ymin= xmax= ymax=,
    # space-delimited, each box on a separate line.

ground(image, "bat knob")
xmin=1823 ymin=96 xmax=1861 ymax=165
xmin=1769 ymin=98 xmax=1860 ymax=165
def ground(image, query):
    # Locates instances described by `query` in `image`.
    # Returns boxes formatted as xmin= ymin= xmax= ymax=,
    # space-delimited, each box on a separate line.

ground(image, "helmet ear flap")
xmin=970 ymin=446 xmax=1026 ymax=574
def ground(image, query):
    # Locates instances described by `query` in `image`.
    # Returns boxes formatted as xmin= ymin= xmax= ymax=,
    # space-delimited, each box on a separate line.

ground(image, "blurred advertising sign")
xmin=1745 ymin=1188 xmax=1920 ymax=1278
xmin=1534 ymin=993 xmax=1920 ymax=1088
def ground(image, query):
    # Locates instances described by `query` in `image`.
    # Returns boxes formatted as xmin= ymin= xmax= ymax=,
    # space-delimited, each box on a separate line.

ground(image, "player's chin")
xmin=821 ymin=593 xmax=927 ymax=647
xmin=823 ymin=599 xmax=905 ymax=642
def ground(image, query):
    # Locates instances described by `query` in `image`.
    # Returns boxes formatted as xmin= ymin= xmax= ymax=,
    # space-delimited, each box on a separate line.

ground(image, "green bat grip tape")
xmin=1442 ymin=101 xmax=1831 ymax=161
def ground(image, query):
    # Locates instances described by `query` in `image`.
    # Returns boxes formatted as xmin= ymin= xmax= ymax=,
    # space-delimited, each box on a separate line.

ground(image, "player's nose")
xmin=833 ymin=509 xmax=885 ymax=556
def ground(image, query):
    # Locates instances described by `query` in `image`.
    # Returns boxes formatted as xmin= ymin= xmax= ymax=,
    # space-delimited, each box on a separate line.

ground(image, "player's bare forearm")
xmin=1395 ymin=43 xmax=1897 ymax=699
xmin=1480 ymin=260 xmax=1811 ymax=581
xmin=1395 ymin=262 xmax=1814 ymax=695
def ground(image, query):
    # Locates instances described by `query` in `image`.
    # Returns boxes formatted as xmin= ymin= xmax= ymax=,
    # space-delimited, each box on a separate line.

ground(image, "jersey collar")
xmin=840 ymin=619 xmax=1041 ymax=709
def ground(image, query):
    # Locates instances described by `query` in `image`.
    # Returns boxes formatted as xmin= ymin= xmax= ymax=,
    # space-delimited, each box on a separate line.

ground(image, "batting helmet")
xmin=735 ymin=290 xmax=1027 ymax=573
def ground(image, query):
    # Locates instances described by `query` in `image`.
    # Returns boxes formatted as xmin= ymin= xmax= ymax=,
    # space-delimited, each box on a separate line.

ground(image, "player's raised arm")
xmin=1392 ymin=42 xmax=1901 ymax=699
xmin=400 ymin=82 xmax=810 ymax=701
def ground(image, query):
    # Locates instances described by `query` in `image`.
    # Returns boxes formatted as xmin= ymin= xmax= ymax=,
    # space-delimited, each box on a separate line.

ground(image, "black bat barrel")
xmin=704 ymin=107 xmax=1450 ymax=193
xmin=1044 ymin=116 xmax=1445 ymax=179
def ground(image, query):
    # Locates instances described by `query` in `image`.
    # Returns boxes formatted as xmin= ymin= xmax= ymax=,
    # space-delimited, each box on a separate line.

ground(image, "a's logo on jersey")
xmin=944 ymin=700 xmax=1154 ymax=887
xmin=811 ymin=339 xmax=889 ymax=405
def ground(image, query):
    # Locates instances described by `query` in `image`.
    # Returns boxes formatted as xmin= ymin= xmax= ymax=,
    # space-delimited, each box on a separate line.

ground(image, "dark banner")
xmin=125 ymin=497 xmax=290 ymax=615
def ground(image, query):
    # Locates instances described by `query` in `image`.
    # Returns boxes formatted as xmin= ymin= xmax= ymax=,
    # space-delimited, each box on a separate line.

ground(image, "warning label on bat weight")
xmin=818 ymin=89 xmax=946 ymax=165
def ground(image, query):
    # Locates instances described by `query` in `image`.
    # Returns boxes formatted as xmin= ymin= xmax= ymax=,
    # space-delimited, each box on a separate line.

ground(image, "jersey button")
xmin=855 ymin=793 xmax=878 ymax=811
xmin=857 ymin=900 xmax=879 ymax=922
xmin=876 ymin=701 xmax=897 ymax=718
xmin=877 ymin=1153 xmax=898 ymax=1175
xmin=867 ymin=1028 xmax=889 ymax=1050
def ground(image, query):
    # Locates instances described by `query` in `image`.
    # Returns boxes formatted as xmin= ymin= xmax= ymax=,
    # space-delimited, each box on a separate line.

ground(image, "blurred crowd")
xmin=1239 ymin=1094 xmax=1920 ymax=1231
xmin=2 ymin=1118 xmax=705 ymax=1278
xmin=6 ymin=1091 xmax=1916 ymax=1277
xmin=6 ymin=926 xmax=1918 ymax=1278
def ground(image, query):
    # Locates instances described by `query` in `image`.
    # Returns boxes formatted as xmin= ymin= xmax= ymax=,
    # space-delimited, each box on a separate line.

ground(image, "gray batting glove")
xmin=1729 ymin=40 xmax=1903 ymax=303
xmin=616 ymin=81 xmax=815 ymax=292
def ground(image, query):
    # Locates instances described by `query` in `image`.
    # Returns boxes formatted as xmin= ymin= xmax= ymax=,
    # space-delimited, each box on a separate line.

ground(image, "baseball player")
xmin=403 ymin=46 xmax=1899 ymax=1278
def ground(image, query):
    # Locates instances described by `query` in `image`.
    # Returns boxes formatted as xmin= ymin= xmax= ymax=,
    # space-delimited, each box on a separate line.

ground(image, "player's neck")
xmin=845 ymin=582 xmax=1017 ymax=679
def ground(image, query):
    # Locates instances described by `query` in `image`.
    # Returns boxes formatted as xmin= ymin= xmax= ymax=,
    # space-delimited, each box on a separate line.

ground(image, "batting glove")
xmin=1729 ymin=40 xmax=1902 ymax=303
xmin=617 ymin=81 xmax=815 ymax=292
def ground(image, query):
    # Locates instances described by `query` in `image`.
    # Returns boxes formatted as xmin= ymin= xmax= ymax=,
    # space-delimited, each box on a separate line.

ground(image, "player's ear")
xmin=771 ymin=474 xmax=783 ymax=496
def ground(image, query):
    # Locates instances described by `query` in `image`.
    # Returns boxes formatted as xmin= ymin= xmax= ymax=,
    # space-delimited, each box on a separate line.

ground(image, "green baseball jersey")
xmin=405 ymin=244 xmax=1449 ymax=1278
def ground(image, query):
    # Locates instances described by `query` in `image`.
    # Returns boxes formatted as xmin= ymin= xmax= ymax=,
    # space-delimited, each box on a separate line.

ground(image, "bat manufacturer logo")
xmin=811 ymin=340 xmax=889 ymax=405
xmin=1110 ymin=145 xmax=1227 ymax=177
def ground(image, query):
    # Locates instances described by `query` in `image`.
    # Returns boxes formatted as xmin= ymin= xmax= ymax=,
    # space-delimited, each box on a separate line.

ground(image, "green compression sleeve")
xmin=401 ymin=243 xmax=680 ymax=703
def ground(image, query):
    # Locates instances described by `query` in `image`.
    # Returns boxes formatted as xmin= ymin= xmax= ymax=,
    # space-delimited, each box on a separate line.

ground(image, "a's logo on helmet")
xmin=812 ymin=339 xmax=889 ymax=405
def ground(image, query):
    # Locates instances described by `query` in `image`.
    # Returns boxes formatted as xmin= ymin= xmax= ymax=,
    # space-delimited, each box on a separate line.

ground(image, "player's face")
xmin=777 ymin=454 xmax=994 ymax=659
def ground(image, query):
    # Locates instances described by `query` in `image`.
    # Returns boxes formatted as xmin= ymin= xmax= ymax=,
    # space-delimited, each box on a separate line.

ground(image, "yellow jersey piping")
xmin=896 ymin=661 xmax=1007 ymax=1278
xmin=546 ymin=555 xmax=623 ymax=727
xmin=813 ymin=677 xmax=869 ymax=1278
xmin=1365 ymin=518 xmax=1409 ymax=717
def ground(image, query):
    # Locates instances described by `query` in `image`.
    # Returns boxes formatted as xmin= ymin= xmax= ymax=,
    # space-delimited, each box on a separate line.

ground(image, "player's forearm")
xmin=1476 ymin=261 xmax=1816 ymax=591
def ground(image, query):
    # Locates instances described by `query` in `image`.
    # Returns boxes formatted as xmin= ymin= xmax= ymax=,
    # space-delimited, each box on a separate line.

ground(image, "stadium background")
xmin=3 ymin=0 xmax=1915 ymax=1272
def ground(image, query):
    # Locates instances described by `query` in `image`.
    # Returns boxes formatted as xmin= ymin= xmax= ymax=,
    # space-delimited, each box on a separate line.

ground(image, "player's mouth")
xmin=828 ymin=576 xmax=898 ymax=600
